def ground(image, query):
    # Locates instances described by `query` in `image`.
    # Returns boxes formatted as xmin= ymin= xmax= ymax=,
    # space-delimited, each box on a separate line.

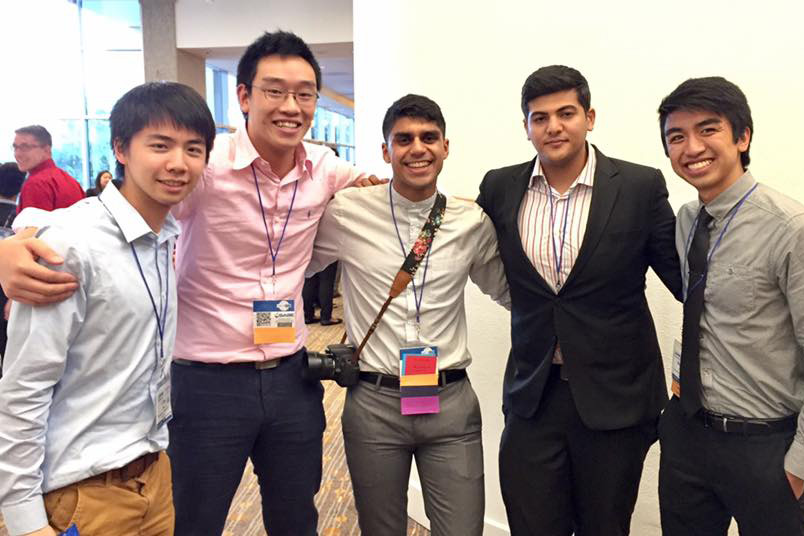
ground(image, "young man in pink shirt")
xmin=0 ymin=31 xmax=377 ymax=535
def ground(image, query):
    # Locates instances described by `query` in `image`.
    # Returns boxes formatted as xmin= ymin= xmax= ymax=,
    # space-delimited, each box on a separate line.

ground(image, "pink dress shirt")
xmin=172 ymin=128 xmax=363 ymax=363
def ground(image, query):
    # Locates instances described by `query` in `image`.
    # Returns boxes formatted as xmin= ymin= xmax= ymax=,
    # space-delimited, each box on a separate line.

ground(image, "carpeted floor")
xmin=0 ymin=299 xmax=429 ymax=535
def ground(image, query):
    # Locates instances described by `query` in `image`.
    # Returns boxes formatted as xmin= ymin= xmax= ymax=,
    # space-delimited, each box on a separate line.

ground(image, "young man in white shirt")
xmin=0 ymin=81 xmax=215 ymax=536
xmin=307 ymin=94 xmax=510 ymax=535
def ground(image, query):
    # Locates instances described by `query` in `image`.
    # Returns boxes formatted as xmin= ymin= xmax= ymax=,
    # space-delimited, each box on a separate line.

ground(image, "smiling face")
xmin=13 ymin=133 xmax=51 ymax=172
xmin=382 ymin=117 xmax=449 ymax=202
xmin=237 ymin=54 xmax=317 ymax=169
xmin=664 ymin=109 xmax=750 ymax=203
xmin=523 ymin=89 xmax=595 ymax=174
xmin=115 ymin=123 xmax=207 ymax=230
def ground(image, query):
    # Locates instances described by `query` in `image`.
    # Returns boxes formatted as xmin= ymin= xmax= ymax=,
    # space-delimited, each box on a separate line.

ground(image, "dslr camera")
xmin=303 ymin=343 xmax=360 ymax=387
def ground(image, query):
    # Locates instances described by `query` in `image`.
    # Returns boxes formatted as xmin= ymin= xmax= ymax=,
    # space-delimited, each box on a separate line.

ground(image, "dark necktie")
xmin=680 ymin=207 xmax=713 ymax=416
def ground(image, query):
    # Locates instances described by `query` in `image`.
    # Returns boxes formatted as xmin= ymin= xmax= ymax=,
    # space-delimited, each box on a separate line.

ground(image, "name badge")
xmin=671 ymin=339 xmax=681 ymax=398
xmin=253 ymin=300 xmax=296 ymax=344
xmin=155 ymin=366 xmax=172 ymax=428
xmin=399 ymin=346 xmax=439 ymax=415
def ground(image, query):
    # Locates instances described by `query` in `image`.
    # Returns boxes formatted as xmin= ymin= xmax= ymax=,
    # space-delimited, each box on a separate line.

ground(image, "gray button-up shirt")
xmin=676 ymin=171 xmax=804 ymax=476
xmin=0 ymin=184 xmax=177 ymax=535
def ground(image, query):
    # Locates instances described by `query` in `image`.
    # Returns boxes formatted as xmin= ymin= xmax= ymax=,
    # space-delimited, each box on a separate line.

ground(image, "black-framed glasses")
xmin=250 ymin=85 xmax=319 ymax=105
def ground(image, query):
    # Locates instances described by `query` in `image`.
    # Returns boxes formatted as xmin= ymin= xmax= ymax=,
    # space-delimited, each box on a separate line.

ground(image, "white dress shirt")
xmin=0 ymin=184 xmax=177 ymax=536
xmin=308 ymin=182 xmax=510 ymax=375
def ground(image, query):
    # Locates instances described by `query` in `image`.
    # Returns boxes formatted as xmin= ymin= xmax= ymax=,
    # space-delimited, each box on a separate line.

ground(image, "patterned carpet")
xmin=0 ymin=299 xmax=429 ymax=535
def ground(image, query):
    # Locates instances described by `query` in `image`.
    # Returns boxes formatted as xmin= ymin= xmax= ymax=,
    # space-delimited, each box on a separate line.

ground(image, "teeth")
xmin=688 ymin=160 xmax=712 ymax=170
xmin=275 ymin=121 xmax=300 ymax=128
xmin=160 ymin=180 xmax=184 ymax=187
xmin=407 ymin=161 xmax=430 ymax=168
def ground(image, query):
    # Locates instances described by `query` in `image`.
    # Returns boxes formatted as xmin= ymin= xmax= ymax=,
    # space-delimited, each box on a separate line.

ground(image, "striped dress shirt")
xmin=518 ymin=144 xmax=596 ymax=292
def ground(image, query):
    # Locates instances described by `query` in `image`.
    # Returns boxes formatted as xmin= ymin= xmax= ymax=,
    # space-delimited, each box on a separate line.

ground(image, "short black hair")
xmin=237 ymin=30 xmax=322 ymax=92
xmin=658 ymin=76 xmax=753 ymax=168
xmin=0 ymin=162 xmax=26 ymax=198
xmin=521 ymin=65 xmax=591 ymax=118
xmin=14 ymin=125 xmax=52 ymax=147
xmin=110 ymin=82 xmax=216 ymax=178
xmin=382 ymin=94 xmax=446 ymax=141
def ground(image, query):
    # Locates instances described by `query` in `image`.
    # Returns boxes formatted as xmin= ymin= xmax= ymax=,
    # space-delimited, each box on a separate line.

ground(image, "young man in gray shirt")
xmin=658 ymin=76 xmax=804 ymax=535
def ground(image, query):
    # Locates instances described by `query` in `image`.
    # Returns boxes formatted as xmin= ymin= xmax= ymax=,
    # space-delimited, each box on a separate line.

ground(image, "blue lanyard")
xmin=130 ymin=241 xmax=170 ymax=361
xmin=389 ymin=181 xmax=431 ymax=326
xmin=252 ymin=164 xmax=299 ymax=294
xmin=683 ymin=183 xmax=758 ymax=299
xmin=547 ymin=185 xmax=572 ymax=288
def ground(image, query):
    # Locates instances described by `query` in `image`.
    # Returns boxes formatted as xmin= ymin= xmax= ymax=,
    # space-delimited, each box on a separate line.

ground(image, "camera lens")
xmin=303 ymin=351 xmax=337 ymax=381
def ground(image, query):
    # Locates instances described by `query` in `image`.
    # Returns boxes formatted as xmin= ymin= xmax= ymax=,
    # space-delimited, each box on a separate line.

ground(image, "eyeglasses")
xmin=12 ymin=143 xmax=43 ymax=152
xmin=250 ymin=85 xmax=319 ymax=105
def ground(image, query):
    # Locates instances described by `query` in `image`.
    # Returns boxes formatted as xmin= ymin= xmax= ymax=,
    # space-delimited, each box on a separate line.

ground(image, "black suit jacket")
xmin=477 ymin=146 xmax=682 ymax=430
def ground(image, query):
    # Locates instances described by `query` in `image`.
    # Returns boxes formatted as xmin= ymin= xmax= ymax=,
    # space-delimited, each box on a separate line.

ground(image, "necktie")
xmin=679 ymin=207 xmax=713 ymax=415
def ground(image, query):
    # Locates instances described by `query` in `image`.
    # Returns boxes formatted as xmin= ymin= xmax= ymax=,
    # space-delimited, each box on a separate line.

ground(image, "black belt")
xmin=359 ymin=369 xmax=467 ymax=389
xmin=697 ymin=409 xmax=797 ymax=435
xmin=173 ymin=350 xmax=300 ymax=370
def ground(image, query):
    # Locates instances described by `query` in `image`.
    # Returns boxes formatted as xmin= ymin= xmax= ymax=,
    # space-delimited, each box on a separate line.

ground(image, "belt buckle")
xmin=256 ymin=359 xmax=279 ymax=370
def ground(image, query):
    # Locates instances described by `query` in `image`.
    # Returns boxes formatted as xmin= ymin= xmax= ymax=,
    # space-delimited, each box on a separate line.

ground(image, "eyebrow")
xmin=259 ymin=76 xmax=316 ymax=87
xmin=664 ymin=117 xmax=723 ymax=137
xmin=393 ymin=130 xmax=441 ymax=139
xmin=146 ymin=134 xmax=205 ymax=145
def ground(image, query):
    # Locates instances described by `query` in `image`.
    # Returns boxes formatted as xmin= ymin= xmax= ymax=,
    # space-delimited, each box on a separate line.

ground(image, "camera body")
xmin=303 ymin=343 xmax=360 ymax=387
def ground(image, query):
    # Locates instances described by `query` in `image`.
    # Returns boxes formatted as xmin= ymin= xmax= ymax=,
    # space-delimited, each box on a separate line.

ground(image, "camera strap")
xmin=350 ymin=191 xmax=447 ymax=365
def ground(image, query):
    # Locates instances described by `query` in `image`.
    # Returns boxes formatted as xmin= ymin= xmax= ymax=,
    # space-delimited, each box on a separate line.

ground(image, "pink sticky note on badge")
xmin=401 ymin=396 xmax=440 ymax=415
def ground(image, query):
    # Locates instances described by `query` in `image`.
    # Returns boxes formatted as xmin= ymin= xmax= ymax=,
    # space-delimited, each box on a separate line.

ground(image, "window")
xmin=0 ymin=0 xmax=143 ymax=188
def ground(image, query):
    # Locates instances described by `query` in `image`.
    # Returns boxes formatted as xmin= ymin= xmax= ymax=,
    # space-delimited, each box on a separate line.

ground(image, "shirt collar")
xmin=232 ymin=126 xmax=313 ymax=178
xmin=28 ymin=158 xmax=57 ymax=175
xmin=388 ymin=182 xmax=439 ymax=210
xmin=99 ymin=182 xmax=180 ymax=245
xmin=701 ymin=170 xmax=756 ymax=222
xmin=531 ymin=142 xmax=596 ymax=191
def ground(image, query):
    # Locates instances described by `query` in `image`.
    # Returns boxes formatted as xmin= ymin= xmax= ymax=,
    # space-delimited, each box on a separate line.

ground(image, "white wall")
xmin=175 ymin=0 xmax=353 ymax=48
xmin=353 ymin=0 xmax=804 ymax=533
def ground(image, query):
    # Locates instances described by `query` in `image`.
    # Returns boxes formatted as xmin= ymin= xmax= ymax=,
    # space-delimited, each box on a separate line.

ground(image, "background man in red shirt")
xmin=13 ymin=125 xmax=84 ymax=213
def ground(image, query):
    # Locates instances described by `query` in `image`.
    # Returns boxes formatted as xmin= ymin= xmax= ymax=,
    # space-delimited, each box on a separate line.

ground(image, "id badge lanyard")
xmin=389 ymin=182 xmax=430 ymax=341
xmin=130 ymin=241 xmax=170 ymax=368
xmin=252 ymin=164 xmax=298 ymax=295
xmin=682 ymin=183 xmax=757 ymax=299
xmin=548 ymin=187 xmax=571 ymax=290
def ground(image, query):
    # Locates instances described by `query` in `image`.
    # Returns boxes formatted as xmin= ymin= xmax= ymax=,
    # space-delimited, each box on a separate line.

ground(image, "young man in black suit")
xmin=477 ymin=65 xmax=682 ymax=536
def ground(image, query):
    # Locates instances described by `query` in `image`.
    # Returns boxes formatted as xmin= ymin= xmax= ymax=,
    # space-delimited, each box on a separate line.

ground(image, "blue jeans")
xmin=168 ymin=350 xmax=325 ymax=535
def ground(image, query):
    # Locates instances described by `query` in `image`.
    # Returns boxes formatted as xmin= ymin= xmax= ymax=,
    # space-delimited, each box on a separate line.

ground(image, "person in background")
xmin=85 ymin=169 xmax=121 ymax=197
xmin=12 ymin=125 xmax=84 ymax=212
xmin=0 ymin=162 xmax=25 ymax=374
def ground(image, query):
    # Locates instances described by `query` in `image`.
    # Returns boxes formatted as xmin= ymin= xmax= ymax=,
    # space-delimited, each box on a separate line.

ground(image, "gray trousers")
xmin=341 ymin=376 xmax=485 ymax=536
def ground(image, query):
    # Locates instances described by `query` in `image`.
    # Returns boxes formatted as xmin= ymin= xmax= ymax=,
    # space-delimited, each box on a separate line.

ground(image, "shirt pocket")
xmin=705 ymin=263 xmax=756 ymax=317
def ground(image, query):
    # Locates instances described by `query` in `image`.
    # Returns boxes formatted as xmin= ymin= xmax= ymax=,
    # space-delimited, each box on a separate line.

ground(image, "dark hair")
xmin=14 ymin=125 xmax=52 ymax=147
xmin=0 ymin=162 xmax=26 ymax=198
xmin=521 ymin=65 xmax=591 ymax=117
xmin=237 ymin=30 xmax=322 ymax=93
xmin=94 ymin=169 xmax=113 ymax=191
xmin=110 ymin=82 xmax=216 ymax=178
xmin=658 ymin=76 xmax=753 ymax=168
xmin=382 ymin=94 xmax=446 ymax=141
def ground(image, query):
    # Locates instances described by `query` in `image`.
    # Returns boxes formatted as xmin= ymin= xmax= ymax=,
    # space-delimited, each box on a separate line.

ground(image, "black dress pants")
xmin=659 ymin=396 xmax=804 ymax=536
xmin=499 ymin=365 xmax=656 ymax=536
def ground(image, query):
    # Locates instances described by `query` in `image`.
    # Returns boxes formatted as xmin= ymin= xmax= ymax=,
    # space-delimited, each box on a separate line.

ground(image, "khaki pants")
xmin=44 ymin=451 xmax=174 ymax=536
